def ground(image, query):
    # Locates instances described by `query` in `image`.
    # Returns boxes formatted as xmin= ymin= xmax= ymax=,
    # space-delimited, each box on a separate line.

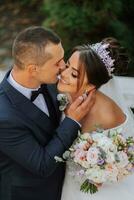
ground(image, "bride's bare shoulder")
xmin=97 ymin=91 xmax=126 ymax=130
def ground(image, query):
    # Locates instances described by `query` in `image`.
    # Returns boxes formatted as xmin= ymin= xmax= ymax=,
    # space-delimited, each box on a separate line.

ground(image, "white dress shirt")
xmin=7 ymin=73 xmax=50 ymax=116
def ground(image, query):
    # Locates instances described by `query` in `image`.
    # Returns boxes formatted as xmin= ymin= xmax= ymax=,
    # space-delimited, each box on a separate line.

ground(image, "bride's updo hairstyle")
xmin=73 ymin=37 xmax=129 ymax=89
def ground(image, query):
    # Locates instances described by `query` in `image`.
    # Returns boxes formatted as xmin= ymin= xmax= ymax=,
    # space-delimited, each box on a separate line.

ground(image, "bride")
xmin=57 ymin=37 xmax=134 ymax=200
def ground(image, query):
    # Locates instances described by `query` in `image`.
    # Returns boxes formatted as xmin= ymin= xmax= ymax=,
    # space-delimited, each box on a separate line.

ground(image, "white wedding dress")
xmin=61 ymin=76 xmax=134 ymax=200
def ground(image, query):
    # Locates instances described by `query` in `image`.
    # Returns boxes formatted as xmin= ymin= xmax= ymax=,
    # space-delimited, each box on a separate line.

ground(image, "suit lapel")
xmin=47 ymin=84 xmax=61 ymax=123
xmin=0 ymin=72 xmax=59 ymax=136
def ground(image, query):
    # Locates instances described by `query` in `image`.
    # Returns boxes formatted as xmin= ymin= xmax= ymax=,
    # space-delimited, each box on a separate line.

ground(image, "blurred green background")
xmin=0 ymin=0 xmax=134 ymax=76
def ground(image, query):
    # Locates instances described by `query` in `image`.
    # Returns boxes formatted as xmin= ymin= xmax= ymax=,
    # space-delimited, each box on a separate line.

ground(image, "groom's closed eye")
xmin=55 ymin=57 xmax=64 ymax=66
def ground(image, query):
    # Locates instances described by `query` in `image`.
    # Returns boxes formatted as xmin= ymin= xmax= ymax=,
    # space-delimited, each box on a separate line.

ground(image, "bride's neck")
xmin=80 ymin=91 xmax=105 ymax=132
xmin=70 ymin=90 xmax=101 ymax=106
xmin=80 ymin=90 xmax=104 ymax=117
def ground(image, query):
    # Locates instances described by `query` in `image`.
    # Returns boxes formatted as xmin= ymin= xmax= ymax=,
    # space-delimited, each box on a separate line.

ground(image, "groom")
xmin=0 ymin=26 xmax=95 ymax=200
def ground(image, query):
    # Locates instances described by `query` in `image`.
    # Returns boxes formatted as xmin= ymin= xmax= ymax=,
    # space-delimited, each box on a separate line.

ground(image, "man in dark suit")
xmin=0 ymin=26 xmax=95 ymax=200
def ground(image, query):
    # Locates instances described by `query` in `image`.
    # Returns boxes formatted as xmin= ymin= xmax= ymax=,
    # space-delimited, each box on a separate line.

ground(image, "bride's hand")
xmin=65 ymin=89 xmax=96 ymax=122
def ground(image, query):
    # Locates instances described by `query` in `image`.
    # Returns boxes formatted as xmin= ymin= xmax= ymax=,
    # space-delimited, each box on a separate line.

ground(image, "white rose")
xmin=116 ymin=151 xmax=129 ymax=168
xmin=86 ymin=147 xmax=100 ymax=165
xmin=74 ymin=149 xmax=87 ymax=163
xmin=86 ymin=167 xmax=107 ymax=183
xmin=98 ymin=138 xmax=117 ymax=152
xmin=106 ymin=152 xmax=116 ymax=163
xmin=74 ymin=140 xmax=88 ymax=150
xmin=106 ymin=164 xmax=118 ymax=182
xmin=80 ymin=160 xmax=90 ymax=168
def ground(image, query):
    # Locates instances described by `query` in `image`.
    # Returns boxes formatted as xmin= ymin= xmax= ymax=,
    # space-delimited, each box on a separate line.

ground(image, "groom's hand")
xmin=65 ymin=89 xmax=96 ymax=122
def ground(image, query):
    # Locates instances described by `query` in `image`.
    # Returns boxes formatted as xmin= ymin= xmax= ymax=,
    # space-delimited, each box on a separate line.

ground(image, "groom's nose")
xmin=59 ymin=60 xmax=66 ymax=72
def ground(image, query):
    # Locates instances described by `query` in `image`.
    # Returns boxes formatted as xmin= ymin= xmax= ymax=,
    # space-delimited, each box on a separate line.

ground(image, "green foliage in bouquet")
xmin=80 ymin=179 xmax=98 ymax=194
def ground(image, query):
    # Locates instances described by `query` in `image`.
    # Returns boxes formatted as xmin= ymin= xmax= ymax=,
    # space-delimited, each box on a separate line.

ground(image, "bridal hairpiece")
xmin=90 ymin=42 xmax=115 ymax=76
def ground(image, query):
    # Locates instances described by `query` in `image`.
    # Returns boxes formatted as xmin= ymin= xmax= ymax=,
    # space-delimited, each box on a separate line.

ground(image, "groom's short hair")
xmin=12 ymin=26 xmax=61 ymax=69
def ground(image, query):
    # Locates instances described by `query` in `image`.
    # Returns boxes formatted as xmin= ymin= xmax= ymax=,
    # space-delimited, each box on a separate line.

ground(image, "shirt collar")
xmin=7 ymin=72 xmax=40 ymax=99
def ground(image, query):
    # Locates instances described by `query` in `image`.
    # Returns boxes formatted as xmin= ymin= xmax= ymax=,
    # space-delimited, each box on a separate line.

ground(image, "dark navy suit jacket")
xmin=0 ymin=71 xmax=80 ymax=200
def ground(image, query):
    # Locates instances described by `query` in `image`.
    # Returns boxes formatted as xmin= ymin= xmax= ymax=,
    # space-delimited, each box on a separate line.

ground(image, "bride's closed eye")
xmin=66 ymin=63 xmax=79 ymax=79
xmin=72 ymin=73 xmax=78 ymax=78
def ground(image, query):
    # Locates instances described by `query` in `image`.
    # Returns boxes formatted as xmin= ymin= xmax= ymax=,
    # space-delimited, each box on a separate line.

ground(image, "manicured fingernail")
xmin=82 ymin=93 xmax=88 ymax=100
xmin=79 ymin=96 xmax=83 ymax=101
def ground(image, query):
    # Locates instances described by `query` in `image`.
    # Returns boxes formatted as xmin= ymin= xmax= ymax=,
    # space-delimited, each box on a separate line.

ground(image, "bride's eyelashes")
xmin=72 ymin=73 xmax=78 ymax=78
xmin=65 ymin=64 xmax=78 ymax=78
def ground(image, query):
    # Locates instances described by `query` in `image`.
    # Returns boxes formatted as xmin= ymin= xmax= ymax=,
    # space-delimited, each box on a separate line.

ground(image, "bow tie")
xmin=31 ymin=85 xmax=47 ymax=102
xmin=31 ymin=84 xmax=59 ymax=127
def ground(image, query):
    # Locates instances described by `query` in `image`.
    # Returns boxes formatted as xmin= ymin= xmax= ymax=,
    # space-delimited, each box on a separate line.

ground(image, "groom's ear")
xmin=27 ymin=64 xmax=38 ymax=75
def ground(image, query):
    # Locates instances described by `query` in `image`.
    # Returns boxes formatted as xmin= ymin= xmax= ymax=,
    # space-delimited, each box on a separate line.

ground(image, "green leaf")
xmin=80 ymin=179 xmax=98 ymax=194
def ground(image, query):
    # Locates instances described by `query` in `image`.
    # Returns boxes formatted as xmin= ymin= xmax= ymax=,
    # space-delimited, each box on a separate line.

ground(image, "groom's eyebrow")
xmin=56 ymin=57 xmax=64 ymax=65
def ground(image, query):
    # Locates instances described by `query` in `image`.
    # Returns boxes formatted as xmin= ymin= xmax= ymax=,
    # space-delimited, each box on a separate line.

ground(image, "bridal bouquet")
xmin=55 ymin=129 xmax=134 ymax=194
